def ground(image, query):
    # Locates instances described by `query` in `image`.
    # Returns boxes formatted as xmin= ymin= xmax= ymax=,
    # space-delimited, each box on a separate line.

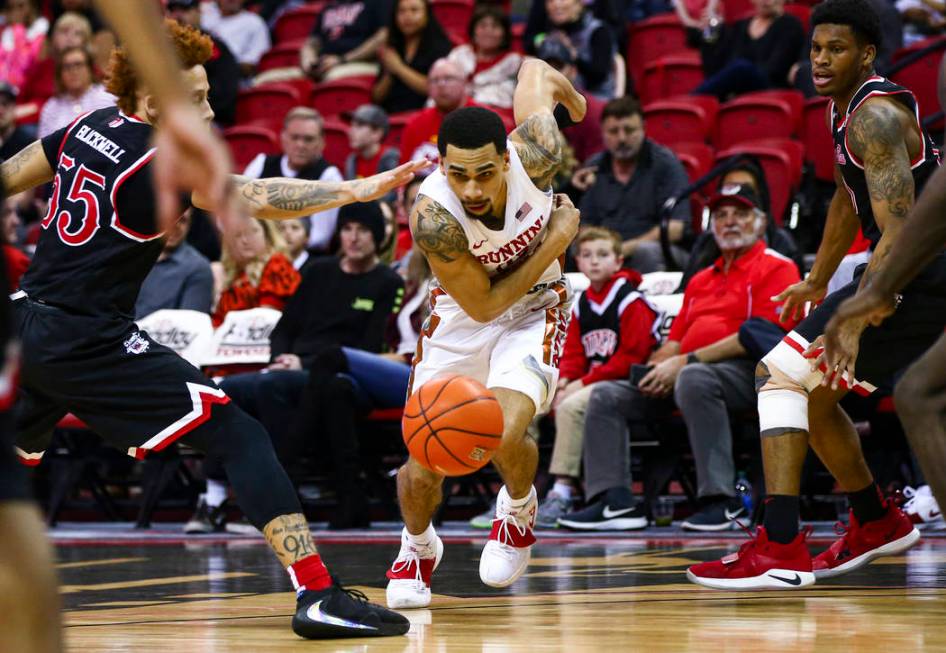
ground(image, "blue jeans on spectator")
xmin=340 ymin=347 xmax=411 ymax=409
xmin=695 ymin=58 xmax=770 ymax=100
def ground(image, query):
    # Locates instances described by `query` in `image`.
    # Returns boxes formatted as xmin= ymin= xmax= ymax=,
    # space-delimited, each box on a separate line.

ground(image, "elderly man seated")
xmin=558 ymin=184 xmax=802 ymax=531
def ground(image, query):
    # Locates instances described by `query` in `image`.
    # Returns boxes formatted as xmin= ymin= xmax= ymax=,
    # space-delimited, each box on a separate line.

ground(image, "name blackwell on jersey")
xmin=74 ymin=124 xmax=127 ymax=163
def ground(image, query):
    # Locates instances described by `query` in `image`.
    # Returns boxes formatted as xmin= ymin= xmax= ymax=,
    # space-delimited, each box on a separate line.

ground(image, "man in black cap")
xmin=558 ymin=184 xmax=803 ymax=531
xmin=0 ymin=83 xmax=33 ymax=162
xmin=165 ymin=0 xmax=240 ymax=126
xmin=188 ymin=200 xmax=403 ymax=532
xmin=345 ymin=104 xmax=400 ymax=202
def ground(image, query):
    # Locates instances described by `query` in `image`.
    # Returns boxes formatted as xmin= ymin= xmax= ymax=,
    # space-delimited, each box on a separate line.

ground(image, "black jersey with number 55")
xmin=19 ymin=106 xmax=167 ymax=319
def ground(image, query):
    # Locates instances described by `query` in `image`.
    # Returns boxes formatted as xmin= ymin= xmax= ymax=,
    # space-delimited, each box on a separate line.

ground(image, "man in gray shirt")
xmin=135 ymin=208 xmax=214 ymax=318
xmin=574 ymin=96 xmax=691 ymax=273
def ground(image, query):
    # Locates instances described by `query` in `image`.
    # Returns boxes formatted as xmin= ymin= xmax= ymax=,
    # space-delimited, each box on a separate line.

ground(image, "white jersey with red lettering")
xmin=410 ymin=138 xmax=572 ymax=413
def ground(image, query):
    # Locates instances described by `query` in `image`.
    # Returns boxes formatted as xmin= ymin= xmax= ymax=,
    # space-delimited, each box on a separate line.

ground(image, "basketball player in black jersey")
xmin=1 ymin=19 xmax=426 ymax=640
xmin=689 ymin=0 xmax=946 ymax=590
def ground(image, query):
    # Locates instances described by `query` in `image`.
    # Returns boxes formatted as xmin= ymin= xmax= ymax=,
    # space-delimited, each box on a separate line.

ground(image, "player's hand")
xmin=772 ymin=279 xmax=827 ymax=324
xmin=548 ymin=193 xmax=580 ymax=249
xmin=639 ymin=355 xmax=685 ymax=398
xmin=806 ymin=310 xmax=864 ymax=390
xmin=153 ymin=102 xmax=233 ymax=232
xmin=268 ymin=354 xmax=302 ymax=371
xmin=349 ymin=159 xmax=431 ymax=203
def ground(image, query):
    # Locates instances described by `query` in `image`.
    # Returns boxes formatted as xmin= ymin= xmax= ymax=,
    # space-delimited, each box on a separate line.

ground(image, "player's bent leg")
xmin=386 ymin=459 xmax=445 ymax=609
xmin=479 ymin=388 xmax=539 ymax=588
xmin=185 ymin=404 xmax=409 ymax=638
xmin=688 ymin=347 xmax=816 ymax=590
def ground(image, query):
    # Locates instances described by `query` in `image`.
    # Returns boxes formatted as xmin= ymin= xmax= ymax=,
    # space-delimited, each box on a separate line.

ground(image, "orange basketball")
xmin=402 ymin=375 xmax=504 ymax=476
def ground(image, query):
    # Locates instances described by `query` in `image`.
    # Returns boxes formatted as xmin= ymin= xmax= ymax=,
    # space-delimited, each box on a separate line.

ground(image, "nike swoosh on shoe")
xmin=724 ymin=508 xmax=745 ymax=521
xmin=769 ymin=573 xmax=802 ymax=586
xmin=601 ymin=506 xmax=634 ymax=519
xmin=306 ymin=601 xmax=378 ymax=631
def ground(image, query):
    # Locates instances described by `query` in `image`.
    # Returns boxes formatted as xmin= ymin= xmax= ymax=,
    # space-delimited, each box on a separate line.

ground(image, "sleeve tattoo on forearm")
xmin=514 ymin=114 xmax=565 ymax=189
xmin=847 ymin=104 xmax=914 ymax=220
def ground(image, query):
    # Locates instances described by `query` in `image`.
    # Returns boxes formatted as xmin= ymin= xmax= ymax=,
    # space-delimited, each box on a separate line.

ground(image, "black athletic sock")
xmin=762 ymin=495 xmax=800 ymax=544
xmin=848 ymin=483 xmax=886 ymax=524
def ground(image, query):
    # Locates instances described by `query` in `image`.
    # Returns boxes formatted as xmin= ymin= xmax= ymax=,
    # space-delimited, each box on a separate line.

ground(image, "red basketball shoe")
xmin=385 ymin=527 xmax=444 ymax=609
xmin=479 ymin=485 xmax=537 ymax=587
xmin=812 ymin=499 xmax=920 ymax=579
xmin=687 ymin=525 xmax=816 ymax=590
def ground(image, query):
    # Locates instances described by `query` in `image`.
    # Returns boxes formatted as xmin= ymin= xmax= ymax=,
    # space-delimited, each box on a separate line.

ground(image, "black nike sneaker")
xmin=292 ymin=578 xmax=411 ymax=639
xmin=681 ymin=497 xmax=746 ymax=532
xmin=557 ymin=487 xmax=648 ymax=531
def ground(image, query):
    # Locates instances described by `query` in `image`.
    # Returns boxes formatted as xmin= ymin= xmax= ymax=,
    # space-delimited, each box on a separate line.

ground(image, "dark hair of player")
xmin=106 ymin=19 xmax=213 ymax=115
xmin=810 ymin=0 xmax=883 ymax=49
xmin=438 ymin=107 xmax=507 ymax=157
xmin=601 ymin=96 xmax=642 ymax=123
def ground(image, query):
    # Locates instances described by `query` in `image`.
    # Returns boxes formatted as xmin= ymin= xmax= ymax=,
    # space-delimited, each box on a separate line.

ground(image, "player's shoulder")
xmin=848 ymin=96 xmax=909 ymax=149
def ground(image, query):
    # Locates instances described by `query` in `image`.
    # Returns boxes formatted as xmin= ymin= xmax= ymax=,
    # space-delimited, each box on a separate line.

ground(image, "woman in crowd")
xmin=17 ymin=12 xmax=93 ymax=129
xmin=693 ymin=0 xmax=804 ymax=99
xmin=37 ymin=45 xmax=113 ymax=138
xmin=371 ymin=0 xmax=453 ymax=114
xmin=211 ymin=217 xmax=300 ymax=327
xmin=0 ymin=0 xmax=48 ymax=90
xmin=447 ymin=4 xmax=523 ymax=108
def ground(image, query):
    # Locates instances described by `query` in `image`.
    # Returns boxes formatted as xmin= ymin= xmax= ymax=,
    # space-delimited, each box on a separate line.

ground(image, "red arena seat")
xmin=310 ymin=78 xmax=374 ymax=119
xmin=716 ymin=138 xmax=804 ymax=225
xmin=432 ymin=0 xmax=475 ymax=44
xmin=889 ymin=37 xmax=946 ymax=131
xmin=644 ymin=96 xmax=718 ymax=146
xmin=640 ymin=53 xmax=704 ymax=104
xmin=223 ymin=125 xmax=280 ymax=169
xmin=802 ymin=96 xmax=835 ymax=182
xmin=235 ymin=84 xmax=302 ymax=132
xmin=272 ymin=3 xmax=325 ymax=44
xmin=715 ymin=93 xmax=799 ymax=149
xmin=257 ymin=40 xmax=306 ymax=73
xmin=627 ymin=14 xmax=689 ymax=87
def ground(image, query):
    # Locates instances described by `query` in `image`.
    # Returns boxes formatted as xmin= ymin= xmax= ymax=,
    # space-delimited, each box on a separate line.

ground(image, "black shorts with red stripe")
xmin=793 ymin=254 xmax=946 ymax=392
xmin=13 ymin=294 xmax=230 ymax=466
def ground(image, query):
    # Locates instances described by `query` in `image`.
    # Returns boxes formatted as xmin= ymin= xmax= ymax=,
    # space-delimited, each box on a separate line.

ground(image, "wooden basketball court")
xmin=55 ymin=523 xmax=946 ymax=651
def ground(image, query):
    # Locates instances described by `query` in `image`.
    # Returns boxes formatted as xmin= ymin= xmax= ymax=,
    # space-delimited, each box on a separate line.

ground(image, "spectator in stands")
xmin=243 ymin=107 xmax=345 ymax=253
xmin=527 ymin=0 xmax=619 ymax=100
xmin=524 ymin=0 xmax=626 ymax=58
xmin=165 ymin=0 xmax=240 ymax=126
xmin=573 ymin=97 xmax=691 ymax=273
xmin=541 ymin=34 xmax=606 ymax=164
xmin=680 ymin=156 xmax=803 ymax=287
xmin=37 ymin=45 xmax=113 ymax=138
xmin=200 ymin=0 xmax=270 ymax=78
xmin=393 ymin=175 xmax=422 ymax=259
xmin=693 ymin=0 xmax=805 ymax=100
xmin=674 ymin=0 xmax=721 ymax=31
xmin=211 ymin=217 xmax=300 ymax=327
xmin=898 ymin=0 xmax=946 ymax=44
xmin=187 ymin=202 xmax=403 ymax=533
xmin=51 ymin=0 xmax=115 ymax=73
xmin=0 ymin=0 xmax=48 ymax=90
xmin=135 ymin=209 xmax=214 ymax=319
xmin=0 ymin=83 xmax=32 ymax=161
xmin=17 ymin=12 xmax=92 ymax=131
xmin=300 ymin=0 xmax=390 ymax=82
xmin=446 ymin=4 xmax=523 ymax=109
xmin=557 ymin=184 xmax=802 ymax=531
xmin=277 ymin=217 xmax=314 ymax=273
xmin=1 ymin=196 xmax=29 ymax=291
xmin=399 ymin=58 xmax=475 ymax=164
xmin=535 ymin=227 xmax=660 ymax=528
xmin=345 ymin=104 xmax=400 ymax=201
xmin=371 ymin=0 xmax=453 ymax=114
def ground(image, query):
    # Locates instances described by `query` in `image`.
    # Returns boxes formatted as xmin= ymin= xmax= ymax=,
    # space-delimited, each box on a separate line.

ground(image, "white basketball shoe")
xmin=903 ymin=485 xmax=944 ymax=529
xmin=479 ymin=485 xmax=537 ymax=588
xmin=385 ymin=526 xmax=444 ymax=609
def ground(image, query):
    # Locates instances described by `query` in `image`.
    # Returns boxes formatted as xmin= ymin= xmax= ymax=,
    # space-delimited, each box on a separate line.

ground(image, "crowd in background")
xmin=0 ymin=0 xmax=943 ymax=532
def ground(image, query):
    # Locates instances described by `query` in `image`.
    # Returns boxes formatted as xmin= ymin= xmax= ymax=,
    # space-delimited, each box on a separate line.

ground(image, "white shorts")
xmin=408 ymin=278 xmax=572 ymax=413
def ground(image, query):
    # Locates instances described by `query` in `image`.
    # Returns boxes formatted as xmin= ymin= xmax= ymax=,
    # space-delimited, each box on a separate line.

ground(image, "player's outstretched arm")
xmin=508 ymin=59 xmax=586 ymax=189
xmin=210 ymin=160 xmax=429 ymax=220
xmin=412 ymin=193 xmax=579 ymax=323
xmin=0 ymin=141 xmax=54 ymax=195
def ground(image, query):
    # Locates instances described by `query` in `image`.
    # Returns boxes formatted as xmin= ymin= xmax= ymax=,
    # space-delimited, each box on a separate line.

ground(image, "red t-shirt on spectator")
xmin=3 ymin=245 xmax=29 ymax=291
xmin=212 ymin=252 xmax=300 ymax=326
xmin=398 ymin=98 xmax=478 ymax=165
xmin=669 ymin=240 xmax=801 ymax=353
xmin=355 ymin=149 xmax=385 ymax=179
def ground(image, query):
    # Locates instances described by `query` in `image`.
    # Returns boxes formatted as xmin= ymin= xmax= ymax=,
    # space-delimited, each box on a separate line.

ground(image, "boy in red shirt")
xmin=536 ymin=227 xmax=660 ymax=527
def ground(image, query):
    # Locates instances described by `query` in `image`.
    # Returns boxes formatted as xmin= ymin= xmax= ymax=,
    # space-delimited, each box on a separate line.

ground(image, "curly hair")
xmin=811 ymin=0 xmax=882 ymax=49
xmin=106 ymin=19 xmax=213 ymax=116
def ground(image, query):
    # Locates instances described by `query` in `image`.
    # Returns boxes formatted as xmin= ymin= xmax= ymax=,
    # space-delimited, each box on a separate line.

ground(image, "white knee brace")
xmin=757 ymin=333 xmax=825 ymax=436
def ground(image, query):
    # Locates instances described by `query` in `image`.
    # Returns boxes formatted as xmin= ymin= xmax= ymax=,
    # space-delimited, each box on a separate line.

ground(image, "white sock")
xmin=405 ymin=523 xmax=436 ymax=547
xmin=552 ymin=481 xmax=574 ymax=500
xmin=205 ymin=480 xmax=228 ymax=508
xmin=503 ymin=485 xmax=537 ymax=509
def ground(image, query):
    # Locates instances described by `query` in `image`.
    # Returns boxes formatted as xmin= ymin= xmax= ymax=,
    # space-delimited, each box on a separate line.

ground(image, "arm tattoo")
xmin=0 ymin=140 xmax=44 ymax=194
xmin=847 ymin=103 xmax=914 ymax=220
xmin=235 ymin=175 xmax=344 ymax=214
xmin=512 ymin=113 xmax=565 ymax=189
xmin=413 ymin=195 xmax=468 ymax=263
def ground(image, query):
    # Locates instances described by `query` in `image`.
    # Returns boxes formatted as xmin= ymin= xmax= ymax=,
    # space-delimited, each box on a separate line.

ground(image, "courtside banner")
xmin=201 ymin=307 xmax=282 ymax=366
xmin=137 ymin=309 xmax=215 ymax=368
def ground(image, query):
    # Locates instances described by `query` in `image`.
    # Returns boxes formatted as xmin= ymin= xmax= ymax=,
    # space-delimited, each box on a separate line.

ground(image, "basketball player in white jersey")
xmin=385 ymin=59 xmax=586 ymax=608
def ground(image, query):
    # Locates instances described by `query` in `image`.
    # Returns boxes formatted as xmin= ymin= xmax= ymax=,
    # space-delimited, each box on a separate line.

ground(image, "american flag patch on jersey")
xmin=515 ymin=203 xmax=533 ymax=222
xmin=108 ymin=117 xmax=125 ymax=128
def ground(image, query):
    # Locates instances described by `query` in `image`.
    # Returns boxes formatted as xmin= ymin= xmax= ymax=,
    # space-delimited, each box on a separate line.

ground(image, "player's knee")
xmin=757 ymin=353 xmax=811 ymax=437
xmin=400 ymin=458 xmax=444 ymax=488
xmin=894 ymin=370 xmax=932 ymax=422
